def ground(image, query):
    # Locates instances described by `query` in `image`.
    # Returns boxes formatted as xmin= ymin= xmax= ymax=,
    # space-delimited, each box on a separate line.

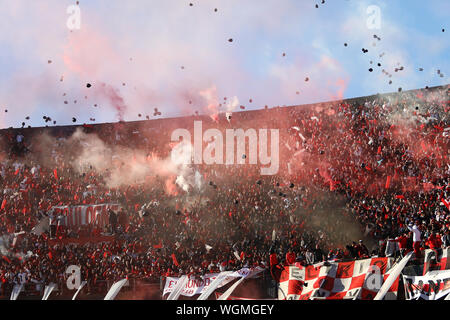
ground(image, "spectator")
xmin=408 ymin=220 xmax=423 ymax=259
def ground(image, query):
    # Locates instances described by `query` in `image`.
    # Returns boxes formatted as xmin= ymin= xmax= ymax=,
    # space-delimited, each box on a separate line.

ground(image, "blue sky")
xmin=0 ymin=0 xmax=448 ymax=128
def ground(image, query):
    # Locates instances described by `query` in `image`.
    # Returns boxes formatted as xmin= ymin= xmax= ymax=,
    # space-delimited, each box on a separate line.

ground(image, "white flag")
xmin=218 ymin=268 xmax=264 ymax=300
xmin=42 ymin=283 xmax=57 ymax=300
xmin=10 ymin=284 xmax=23 ymax=300
xmin=374 ymin=252 xmax=413 ymax=300
xmin=104 ymin=279 xmax=128 ymax=300
xmin=197 ymin=272 xmax=233 ymax=300
xmin=166 ymin=275 xmax=189 ymax=300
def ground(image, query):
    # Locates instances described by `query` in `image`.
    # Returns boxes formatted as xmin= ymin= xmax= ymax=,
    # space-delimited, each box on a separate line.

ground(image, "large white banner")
xmin=164 ymin=273 xmax=222 ymax=297
xmin=197 ymin=272 xmax=234 ymax=300
xmin=167 ymin=275 xmax=190 ymax=300
xmin=217 ymin=268 xmax=265 ymax=300
xmin=403 ymin=270 xmax=450 ymax=300
xmin=163 ymin=268 xmax=261 ymax=298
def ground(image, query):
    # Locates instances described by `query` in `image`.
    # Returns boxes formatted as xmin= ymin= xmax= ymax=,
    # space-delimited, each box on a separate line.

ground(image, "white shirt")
xmin=408 ymin=224 xmax=421 ymax=242
xmin=18 ymin=272 xmax=28 ymax=284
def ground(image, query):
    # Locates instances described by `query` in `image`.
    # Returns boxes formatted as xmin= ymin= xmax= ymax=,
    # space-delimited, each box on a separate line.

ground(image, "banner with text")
xmin=52 ymin=204 xmax=120 ymax=227
xmin=163 ymin=268 xmax=259 ymax=298
xmin=403 ymin=270 xmax=450 ymax=300
xmin=422 ymin=248 xmax=450 ymax=275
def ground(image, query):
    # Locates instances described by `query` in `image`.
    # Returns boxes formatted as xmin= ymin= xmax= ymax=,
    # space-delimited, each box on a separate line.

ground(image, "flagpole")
xmin=374 ymin=252 xmax=413 ymax=300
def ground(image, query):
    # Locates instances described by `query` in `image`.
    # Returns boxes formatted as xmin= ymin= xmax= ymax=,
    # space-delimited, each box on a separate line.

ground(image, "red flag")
xmin=53 ymin=168 xmax=58 ymax=180
xmin=14 ymin=168 xmax=20 ymax=175
xmin=377 ymin=146 xmax=382 ymax=154
xmin=153 ymin=240 xmax=162 ymax=249
xmin=329 ymin=181 xmax=335 ymax=191
xmin=286 ymin=252 xmax=296 ymax=265
xmin=171 ymin=253 xmax=179 ymax=266
xmin=420 ymin=141 xmax=428 ymax=153
xmin=442 ymin=198 xmax=450 ymax=211
xmin=385 ymin=176 xmax=391 ymax=189
xmin=395 ymin=195 xmax=405 ymax=200
xmin=269 ymin=253 xmax=278 ymax=267
xmin=1 ymin=199 xmax=6 ymax=210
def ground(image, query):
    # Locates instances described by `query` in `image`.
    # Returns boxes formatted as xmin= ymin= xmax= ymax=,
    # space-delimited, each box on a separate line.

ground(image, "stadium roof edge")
xmin=1 ymin=84 xmax=448 ymax=132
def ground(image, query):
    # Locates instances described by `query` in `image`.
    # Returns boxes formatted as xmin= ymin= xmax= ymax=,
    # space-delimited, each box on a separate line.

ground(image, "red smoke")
xmin=165 ymin=177 xmax=179 ymax=196
xmin=96 ymin=83 xmax=127 ymax=121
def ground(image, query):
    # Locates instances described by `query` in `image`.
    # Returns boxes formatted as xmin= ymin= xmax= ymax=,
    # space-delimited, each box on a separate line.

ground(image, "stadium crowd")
xmin=0 ymin=86 xmax=448 ymax=297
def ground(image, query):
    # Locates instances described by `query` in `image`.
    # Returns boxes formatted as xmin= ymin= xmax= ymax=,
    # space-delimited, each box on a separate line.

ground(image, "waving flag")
xmin=278 ymin=257 xmax=399 ymax=300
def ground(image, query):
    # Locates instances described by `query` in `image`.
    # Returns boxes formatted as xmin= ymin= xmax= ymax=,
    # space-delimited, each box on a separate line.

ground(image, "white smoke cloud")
xmin=34 ymin=128 xmax=203 ymax=193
